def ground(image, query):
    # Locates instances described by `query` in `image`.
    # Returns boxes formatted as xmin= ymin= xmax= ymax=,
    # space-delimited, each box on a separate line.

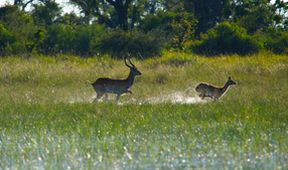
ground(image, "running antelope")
xmin=92 ymin=57 xmax=142 ymax=102
xmin=195 ymin=77 xmax=236 ymax=100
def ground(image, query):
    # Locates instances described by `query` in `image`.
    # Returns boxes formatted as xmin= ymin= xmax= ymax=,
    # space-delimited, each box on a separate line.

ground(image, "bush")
xmin=264 ymin=31 xmax=288 ymax=54
xmin=141 ymin=12 xmax=196 ymax=50
xmin=95 ymin=30 xmax=163 ymax=58
xmin=0 ymin=23 xmax=15 ymax=56
xmin=192 ymin=22 xmax=260 ymax=56
xmin=38 ymin=24 xmax=75 ymax=54
xmin=38 ymin=24 xmax=105 ymax=56
xmin=74 ymin=24 xmax=105 ymax=56
xmin=0 ymin=5 xmax=39 ymax=55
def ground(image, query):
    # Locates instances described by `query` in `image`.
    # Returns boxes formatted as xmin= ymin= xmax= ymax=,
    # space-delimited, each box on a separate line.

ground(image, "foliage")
xmin=191 ymin=0 xmax=232 ymax=35
xmin=232 ymin=0 xmax=275 ymax=33
xmin=192 ymin=22 xmax=260 ymax=56
xmin=0 ymin=5 xmax=39 ymax=55
xmin=96 ymin=29 xmax=163 ymax=58
xmin=70 ymin=0 xmax=135 ymax=30
xmin=37 ymin=24 xmax=105 ymax=56
xmin=0 ymin=0 xmax=287 ymax=57
xmin=0 ymin=23 xmax=15 ymax=56
xmin=141 ymin=11 xmax=196 ymax=50
xmin=265 ymin=31 xmax=288 ymax=54
xmin=38 ymin=24 xmax=75 ymax=54
xmin=31 ymin=0 xmax=62 ymax=25
xmin=74 ymin=24 xmax=105 ymax=56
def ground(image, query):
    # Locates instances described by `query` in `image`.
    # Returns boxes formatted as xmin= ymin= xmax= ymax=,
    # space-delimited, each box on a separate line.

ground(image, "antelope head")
xmin=124 ymin=56 xmax=142 ymax=76
xmin=227 ymin=77 xmax=236 ymax=86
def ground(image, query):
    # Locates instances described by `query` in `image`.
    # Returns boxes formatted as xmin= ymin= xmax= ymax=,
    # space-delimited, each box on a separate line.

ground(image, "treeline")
xmin=0 ymin=0 xmax=287 ymax=58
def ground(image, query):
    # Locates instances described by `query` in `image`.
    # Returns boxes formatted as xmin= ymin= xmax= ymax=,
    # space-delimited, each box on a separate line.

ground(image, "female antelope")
xmin=92 ymin=57 xmax=141 ymax=102
xmin=195 ymin=77 xmax=236 ymax=100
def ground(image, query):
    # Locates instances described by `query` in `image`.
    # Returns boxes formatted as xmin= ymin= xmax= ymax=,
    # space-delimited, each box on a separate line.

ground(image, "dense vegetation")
xmin=1 ymin=1 xmax=287 ymax=169
xmin=0 ymin=53 xmax=287 ymax=168
xmin=0 ymin=0 xmax=287 ymax=57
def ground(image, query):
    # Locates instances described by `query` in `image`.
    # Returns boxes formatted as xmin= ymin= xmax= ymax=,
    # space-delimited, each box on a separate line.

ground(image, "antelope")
xmin=195 ymin=77 xmax=236 ymax=100
xmin=91 ymin=57 xmax=142 ymax=102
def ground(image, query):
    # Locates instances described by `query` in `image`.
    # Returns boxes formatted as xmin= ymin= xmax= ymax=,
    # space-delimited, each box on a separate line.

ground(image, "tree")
xmin=192 ymin=22 xmax=260 ymax=56
xmin=0 ymin=23 xmax=15 ymax=55
xmin=70 ymin=0 xmax=134 ymax=30
xmin=0 ymin=5 xmax=39 ymax=54
xmin=56 ymin=13 xmax=82 ymax=26
xmin=191 ymin=0 xmax=232 ymax=35
xmin=13 ymin=0 xmax=35 ymax=11
xmin=231 ymin=0 xmax=288 ymax=33
xmin=107 ymin=0 xmax=133 ymax=30
xmin=141 ymin=11 xmax=196 ymax=50
xmin=31 ymin=0 xmax=62 ymax=25
xmin=69 ymin=0 xmax=101 ymax=25
xmin=232 ymin=0 xmax=272 ymax=33
xmin=150 ymin=0 xmax=231 ymax=35
xmin=96 ymin=29 xmax=163 ymax=58
xmin=272 ymin=0 xmax=288 ymax=30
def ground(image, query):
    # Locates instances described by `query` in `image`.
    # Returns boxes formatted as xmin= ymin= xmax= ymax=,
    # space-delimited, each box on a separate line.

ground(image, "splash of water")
xmin=68 ymin=91 xmax=207 ymax=105
xmin=145 ymin=92 xmax=207 ymax=104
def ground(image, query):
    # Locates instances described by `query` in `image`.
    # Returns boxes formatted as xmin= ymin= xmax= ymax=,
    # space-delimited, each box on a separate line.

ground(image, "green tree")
xmin=96 ymin=29 xmax=162 ymax=58
xmin=13 ymin=0 xmax=35 ymax=11
xmin=265 ymin=30 xmax=288 ymax=54
xmin=70 ymin=0 xmax=134 ymax=30
xmin=272 ymin=0 xmax=288 ymax=30
xmin=232 ymin=0 xmax=272 ymax=33
xmin=31 ymin=0 xmax=62 ymax=25
xmin=190 ymin=0 xmax=232 ymax=35
xmin=56 ymin=13 xmax=82 ymax=26
xmin=0 ymin=23 xmax=15 ymax=55
xmin=192 ymin=22 xmax=260 ymax=56
xmin=232 ymin=0 xmax=287 ymax=33
xmin=141 ymin=11 xmax=196 ymax=50
xmin=69 ymin=0 xmax=101 ymax=25
xmin=74 ymin=24 xmax=105 ymax=56
xmin=38 ymin=24 xmax=75 ymax=54
xmin=0 ymin=5 xmax=39 ymax=54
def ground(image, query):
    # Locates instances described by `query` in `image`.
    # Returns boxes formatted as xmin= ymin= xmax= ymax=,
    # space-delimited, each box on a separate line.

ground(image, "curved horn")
xmin=124 ymin=56 xmax=132 ymax=68
xmin=128 ymin=58 xmax=135 ymax=68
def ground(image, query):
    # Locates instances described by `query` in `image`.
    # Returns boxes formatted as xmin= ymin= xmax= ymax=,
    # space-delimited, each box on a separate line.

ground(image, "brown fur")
xmin=92 ymin=58 xmax=141 ymax=102
xmin=195 ymin=77 xmax=236 ymax=100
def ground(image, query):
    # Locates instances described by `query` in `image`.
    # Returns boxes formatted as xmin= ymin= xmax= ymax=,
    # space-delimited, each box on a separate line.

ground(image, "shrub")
xmin=0 ymin=23 xmax=15 ymax=56
xmin=141 ymin=12 xmax=196 ymax=50
xmin=38 ymin=24 xmax=75 ymax=54
xmin=265 ymin=31 xmax=288 ymax=54
xmin=37 ymin=24 xmax=105 ymax=56
xmin=0 ymin=5 xmax=39 ymax=55
xmin=74 ymin=24 xmax=105 ymax=56
xmin=95 ymin=30 xmax=163 ymax=58
xmin=192 ymin=22 xmax=260 ymax=56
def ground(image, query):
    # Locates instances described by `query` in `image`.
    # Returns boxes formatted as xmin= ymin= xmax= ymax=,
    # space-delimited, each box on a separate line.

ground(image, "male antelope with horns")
xmin=91 ymin=56 xmax=142 ymax=102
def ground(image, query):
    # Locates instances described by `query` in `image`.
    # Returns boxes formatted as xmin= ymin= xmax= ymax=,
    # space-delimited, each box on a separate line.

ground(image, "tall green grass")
xmin=0 ymin=52 xmax=287 ymax=169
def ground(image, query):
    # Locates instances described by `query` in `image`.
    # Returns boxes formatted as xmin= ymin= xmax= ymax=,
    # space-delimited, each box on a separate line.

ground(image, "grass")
xmin=0 ymin=52 xmax=287 ymax=169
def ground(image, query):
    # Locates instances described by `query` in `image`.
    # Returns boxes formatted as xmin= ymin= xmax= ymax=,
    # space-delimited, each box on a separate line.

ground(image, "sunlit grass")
xmin=0 ymin=52 xmax=287 ymax=169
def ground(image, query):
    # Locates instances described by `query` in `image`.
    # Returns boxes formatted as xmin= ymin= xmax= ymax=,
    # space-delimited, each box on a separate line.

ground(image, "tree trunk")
xmin=106 ymin=0 xmax=132 ymax=31
xmin=116 ymin=5 xmax=128 ymax=31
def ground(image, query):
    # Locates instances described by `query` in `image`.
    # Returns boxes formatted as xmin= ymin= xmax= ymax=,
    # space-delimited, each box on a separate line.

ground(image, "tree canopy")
xmin=0 ymin=0 xmax=287 ymax=57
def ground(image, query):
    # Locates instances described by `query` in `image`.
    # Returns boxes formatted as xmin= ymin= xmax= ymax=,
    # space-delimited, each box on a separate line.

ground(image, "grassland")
xmin=0 ymin=52 xmax=287 ymax=169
